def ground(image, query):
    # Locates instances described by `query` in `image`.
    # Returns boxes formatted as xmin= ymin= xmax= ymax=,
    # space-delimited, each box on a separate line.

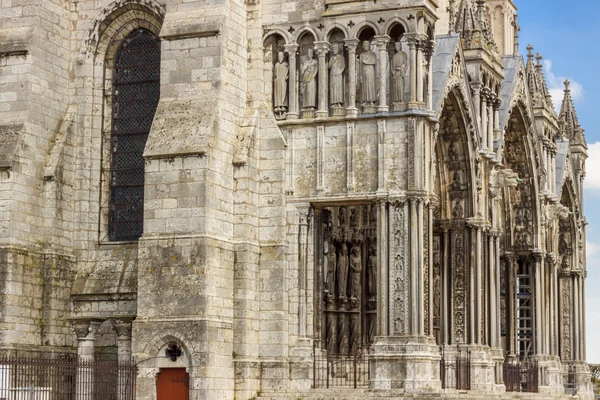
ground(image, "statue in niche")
xmin=391 ymin=41 xmax=407 ymax=106
xmin=273 ymin=51 xmax=289 ymax=119
xmin=350 ymin=207 xmax=358 ymax=227
xmin=301 ymin=48 xmax=318 ymax=111
xmin=368 ymin=246 xmax=377 ymax=301
xmin=338 ymin=207 xmax=347 ymax=228
xmin=337 ymin=244 xmax=349 ymax=300
xmin=328 ymin=43 xmax=345 ymax=112
xmin=452 ymin=200 xmax=464 ymax=219
xmin=349 ymin=245 xmax=362 ymax=302
xmin=359 ymin=41 xmax=377 ymax=111
xmin=326 ymin=242 xmax=337 ymax=295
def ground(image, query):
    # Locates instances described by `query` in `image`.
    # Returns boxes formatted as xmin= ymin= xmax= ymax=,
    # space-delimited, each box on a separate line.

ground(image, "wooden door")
xmin=157 ymin=368 xmax=189 ymax=400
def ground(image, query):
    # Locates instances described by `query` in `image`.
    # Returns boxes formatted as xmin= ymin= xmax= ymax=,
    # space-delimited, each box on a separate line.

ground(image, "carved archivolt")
xmin=77 ymin=0 xmax=165 ymax=63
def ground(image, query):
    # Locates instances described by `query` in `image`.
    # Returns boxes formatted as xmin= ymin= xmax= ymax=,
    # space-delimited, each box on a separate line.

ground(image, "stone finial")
xmin=564 ymin=79 xmax=571 ymax=92
xmin=527 ymin=44 xmax=534 ymax=60
xmin=536 ymin=52 xmax=543 ymax=68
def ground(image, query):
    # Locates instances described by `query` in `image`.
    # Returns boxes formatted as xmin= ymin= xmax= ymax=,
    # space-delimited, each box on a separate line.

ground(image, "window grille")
xmin=108 ymin=28 xmax=160 ymax=241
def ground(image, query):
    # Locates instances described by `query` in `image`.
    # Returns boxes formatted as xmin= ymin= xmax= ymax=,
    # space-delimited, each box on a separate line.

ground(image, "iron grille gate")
xmin=440 ymin=347 xmax=471 ymax=390
xmin=313 ymin=343 xmax=369 ymax=388
xmin=0 ymin=354 xmax=137 ymax=400
xmin=503 ymin=359 xmax=539 ymax=393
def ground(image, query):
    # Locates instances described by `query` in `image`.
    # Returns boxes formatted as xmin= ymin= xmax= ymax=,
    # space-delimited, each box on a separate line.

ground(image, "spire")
xmin=559 ymin=79 xmax=586 ymax=145
xmin=455 ymin=0 xmax=498 ymax=55
xmin=524 ymin=45 xmax=556 ymax=115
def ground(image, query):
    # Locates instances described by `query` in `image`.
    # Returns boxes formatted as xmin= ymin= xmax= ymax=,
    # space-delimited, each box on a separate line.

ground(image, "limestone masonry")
xmin=0 ymin=0 xmax=593 ymax=398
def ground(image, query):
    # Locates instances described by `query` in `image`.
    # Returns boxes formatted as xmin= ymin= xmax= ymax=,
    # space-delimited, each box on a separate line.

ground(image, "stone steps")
xmin=255 ymin=389 xmax=575 ymax=400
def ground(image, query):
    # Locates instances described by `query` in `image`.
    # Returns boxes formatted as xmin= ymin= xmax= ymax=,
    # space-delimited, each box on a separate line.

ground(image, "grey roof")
xmin=555 ymin=138 xmax=570 ymax=197
xmin=432 ymin=33 xmax=461 ymax=114
xmin=498 ymin=56 xmax=522 ymax=133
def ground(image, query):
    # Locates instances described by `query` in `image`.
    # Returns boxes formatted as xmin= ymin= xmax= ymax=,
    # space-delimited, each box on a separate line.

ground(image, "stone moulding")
xmin=159 ymin=13 xmax=222 ymax=41
xmin=0 ymin=27 xmax=32 ymax=57
xmin=77 ymin=0 xmax=166 ymax=63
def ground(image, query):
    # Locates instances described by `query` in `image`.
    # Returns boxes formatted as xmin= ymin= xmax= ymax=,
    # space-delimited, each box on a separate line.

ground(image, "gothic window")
xmin=108 ymin=28 xmax=160 ymax=241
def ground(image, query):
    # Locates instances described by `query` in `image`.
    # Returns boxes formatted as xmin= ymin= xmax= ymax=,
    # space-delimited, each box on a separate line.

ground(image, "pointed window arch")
xmin=108 ymin=28 xmax=160 ymax=241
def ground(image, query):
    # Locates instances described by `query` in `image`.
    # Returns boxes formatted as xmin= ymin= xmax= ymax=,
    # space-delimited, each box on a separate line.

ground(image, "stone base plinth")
xmin=369 ymin=335 xmax=441 ymax=391
xmin=288 ymin=338 xmax=313 ymax=391
xmin=533 ymin=355 xmax=564 ymax=397
xmin=567 ymin=361 xmax=594 ymax=400
xmin=441 ymin=344 xmax=496 ymax=392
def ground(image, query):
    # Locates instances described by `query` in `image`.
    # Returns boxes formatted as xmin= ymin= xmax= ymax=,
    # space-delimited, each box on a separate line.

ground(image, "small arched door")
xmin=157 ymin=368 xmax=189 ymax=400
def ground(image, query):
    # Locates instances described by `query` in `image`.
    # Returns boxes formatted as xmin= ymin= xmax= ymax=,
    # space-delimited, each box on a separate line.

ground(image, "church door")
xmin=157 ymin=368 xmax=189 ymax=400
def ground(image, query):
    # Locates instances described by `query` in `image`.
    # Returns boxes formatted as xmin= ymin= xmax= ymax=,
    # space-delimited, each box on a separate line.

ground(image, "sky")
xmin=514 ymin=0 xmax=600 ymax=363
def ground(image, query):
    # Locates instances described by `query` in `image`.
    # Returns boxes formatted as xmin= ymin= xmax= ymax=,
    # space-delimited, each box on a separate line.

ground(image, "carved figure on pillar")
xmin=328 ymin=43 xmax=345 ymax=115
xmin=368 ymin=246 xmax=377 ymax=301
xmin=391 ymin=41 xmax=408 ymax=110
xmin=337 ymin=243 xmax=349 ymax=300
xmin=349 ymin=245 xmax=362 ymax=303
xmin=301 ymin=48 xmax=318 ymax=117
xmin=359 ymin=41 xmax=377 ymax=113
xmin=326 ymin=241 xmax=337 ymax=295
xmin=273 ymin=51 xmax=288 ymax=119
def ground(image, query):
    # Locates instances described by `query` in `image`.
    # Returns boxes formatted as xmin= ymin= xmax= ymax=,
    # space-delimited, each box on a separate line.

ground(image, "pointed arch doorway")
xmin=157 ymin=368 xmax=189 ymax=400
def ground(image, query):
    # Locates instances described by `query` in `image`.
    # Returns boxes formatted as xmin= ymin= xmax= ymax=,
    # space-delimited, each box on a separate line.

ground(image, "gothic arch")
xmin=350 ymin=21 xmax=380 ymax=40
xmin=262 ymin=29 xmax=291 ymax=45
xmin=78 ymin=0 xmax=165 ymax=63
xmin=292 ymin=26 xmax=320 ymax=44
xmin=383 ymin=18 xmax=409 ymax=37
xmin=324 ymin=23 xmax=350 ymax=41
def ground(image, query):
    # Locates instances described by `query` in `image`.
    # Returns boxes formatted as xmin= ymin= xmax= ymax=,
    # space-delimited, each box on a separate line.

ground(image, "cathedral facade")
xmin=0 ymin=0 xmax=593 ymax=398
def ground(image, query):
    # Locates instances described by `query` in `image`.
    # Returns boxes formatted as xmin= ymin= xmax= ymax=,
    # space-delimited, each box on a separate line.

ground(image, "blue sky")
xmin=515 ymin=0 xmax=600 ymax=362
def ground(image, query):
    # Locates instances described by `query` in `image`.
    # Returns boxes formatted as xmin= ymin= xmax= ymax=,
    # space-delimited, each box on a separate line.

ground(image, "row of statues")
xmin=273 ymin=40 xmax=408 ymax=118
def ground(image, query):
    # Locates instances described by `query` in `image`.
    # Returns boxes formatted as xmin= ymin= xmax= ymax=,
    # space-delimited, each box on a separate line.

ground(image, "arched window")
xmin=109 ymin=28 xmax=160 ymax=241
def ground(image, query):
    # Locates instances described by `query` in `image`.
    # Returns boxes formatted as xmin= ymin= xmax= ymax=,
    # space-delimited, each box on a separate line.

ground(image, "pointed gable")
xmin=559 ymin=80 xmax=586 ymax=146
xmin=455 ymin=0 xmax=498 ymax=55
xmin=525 ymin=45 xmax=557 ymax=116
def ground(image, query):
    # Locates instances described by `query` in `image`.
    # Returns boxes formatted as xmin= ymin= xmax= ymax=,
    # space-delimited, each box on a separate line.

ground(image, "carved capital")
xmin=284 ymin=44 xmax=299 ymax=58
xmin=373 ymin=34 xmax=391 ymax=49
xmin=344 ymin=38 xmax=360 ymax=52
xmin=314 ymin=41 xmax=329 ymax=57
xmin=70 ymin=319 xmax=103 ymax=340
xmin=110 ymin=317 xmax=134 ymax=340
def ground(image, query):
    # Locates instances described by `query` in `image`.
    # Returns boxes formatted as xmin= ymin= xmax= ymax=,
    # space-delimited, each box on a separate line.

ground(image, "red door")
xmin=157 ymin=368 xmax=189 ymax=400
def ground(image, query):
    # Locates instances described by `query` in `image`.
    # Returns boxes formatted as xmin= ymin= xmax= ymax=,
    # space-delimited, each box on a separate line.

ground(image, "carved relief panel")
xmin=320 ymin=205 xmax=377 ymax=354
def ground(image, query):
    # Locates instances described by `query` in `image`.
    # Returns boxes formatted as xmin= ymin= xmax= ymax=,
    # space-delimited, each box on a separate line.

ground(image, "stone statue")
xmin=337 ymin=244 xmax=349 ymax=300
xmin=359 ymin=41 xmax=377 ymax=109
xmin=273 ymin=51 xmax=288 ymax=118
xmin=368 ymin=246 xmax=377 ymax=300
xmin=349 ymin=245 xmax=362 ymax=300
xmin=391 ymin=41 xmax=407 ymax=104
xmin=328 ymin=43 xmax=345 ymax=108
xmin=326 ymin=242 xmax=337 ymax=294
xmin=301 ymin=48 xmax=318 ymax=110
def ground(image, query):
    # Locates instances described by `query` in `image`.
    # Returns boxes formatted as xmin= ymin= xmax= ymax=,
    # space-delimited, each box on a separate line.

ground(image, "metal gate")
xmin=0 ymin=353 xmax=136 ymax=399
xmin=440 ymin=347 xmax=471 ymax=390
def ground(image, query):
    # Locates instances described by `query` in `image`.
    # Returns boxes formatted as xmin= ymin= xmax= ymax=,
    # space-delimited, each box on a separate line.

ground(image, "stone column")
xmin=471 ymin=83 xmax=482 ymax=135
xmin=442 ymin=226 xmax=450 ymax=345
xmin=487 ymin=94 xmax=494 ymax=153
xmin=344 ymin=39 xmax=359 ymax=117
xmin=493 ymin=99 xmax=501 ymax=154
xmin=407 ymin=35 xmax=418 ymax=108
xmin=285 ymin=44 xmax=299 ymax=119
xmin=314 ymin=42 xmax=329 ymax=118
xmin=534 ymin=253 xmax=543 ymax=355
xmin=495 ymin=234 xmax=502 ymax=350
xmin=416 ymin=39 xmax=424 ymax=104
xmin=573 ymin=273 xmax=580 ymax=360
xmin=71 ymin=319 xmax=103 ymax=400
xmin=298 ymin=207 xmax=311 ymax=337
xmin=374 ymin=35 xmax=390 ymax=113
xmin=505 ymin=254 xmax=517 ymax=359
xmin=377 ymin=200 xmax=388 ymax=336
xmin=489 ymin=235 xmax=497 ymax=347
xmin=480 ymin=88 xmax=489 ymax=150
xmin=548 ymin=256 xmax=556 ymax=355
xmin=111 ymin=318 xmax=134 ymax=400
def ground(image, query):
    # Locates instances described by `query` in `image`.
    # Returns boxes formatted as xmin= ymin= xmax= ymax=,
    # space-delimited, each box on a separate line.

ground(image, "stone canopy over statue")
xmin=359 ymin=40 xmax=377 ymax=113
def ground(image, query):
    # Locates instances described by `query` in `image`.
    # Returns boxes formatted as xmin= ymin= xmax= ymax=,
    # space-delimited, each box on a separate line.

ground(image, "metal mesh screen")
xmin=109 ymin=29 xmax=160 ymax=241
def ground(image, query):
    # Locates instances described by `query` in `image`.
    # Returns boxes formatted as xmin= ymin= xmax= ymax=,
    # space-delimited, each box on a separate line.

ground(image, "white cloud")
xmin=584 ymin=142 xmax=600 ymax=191
xmin=542 ymin=59 xmax=584 ymax=112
